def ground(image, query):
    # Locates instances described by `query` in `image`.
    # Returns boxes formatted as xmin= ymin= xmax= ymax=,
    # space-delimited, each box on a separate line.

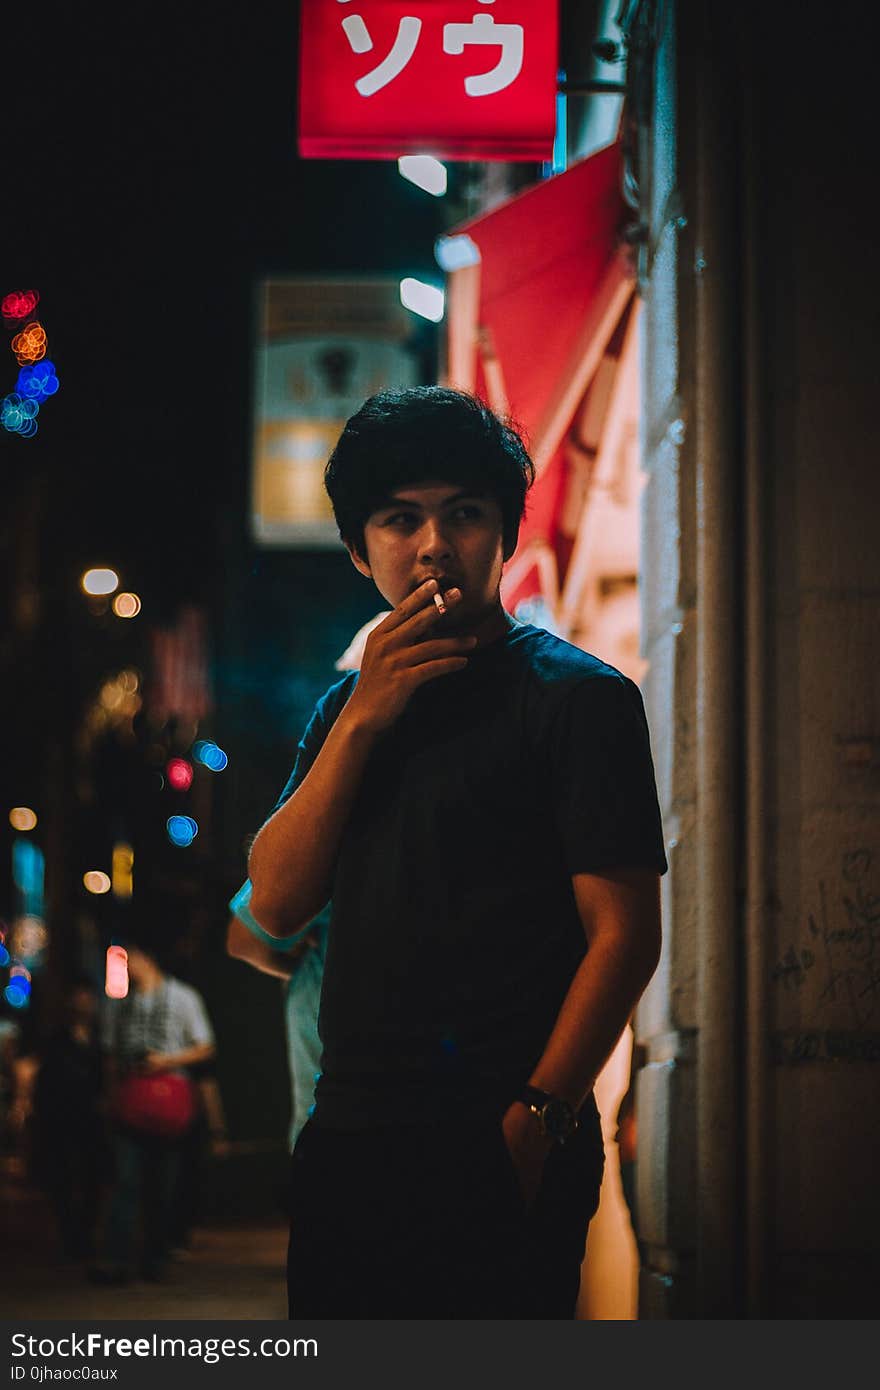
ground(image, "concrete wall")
xmin=635 ymin=0 xmax=879 ymax=1316
xmin=631 ymin=0 xmax=701 ymax=1317
xmin=758 ymin=9 xmax=880 ymax=1317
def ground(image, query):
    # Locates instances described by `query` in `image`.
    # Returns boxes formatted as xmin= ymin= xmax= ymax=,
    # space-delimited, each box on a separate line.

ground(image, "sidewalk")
xmin=2 ymin=1149 xmax=289 ymax=1321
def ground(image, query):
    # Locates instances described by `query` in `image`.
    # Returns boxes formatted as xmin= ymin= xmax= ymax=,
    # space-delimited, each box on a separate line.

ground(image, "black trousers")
xmin=287 ymin=1102 xmax=604 ymax=1319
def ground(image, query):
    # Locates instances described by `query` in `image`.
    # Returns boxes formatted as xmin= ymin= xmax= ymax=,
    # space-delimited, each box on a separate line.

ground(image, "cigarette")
xmin=433 ymin=590 xmax=447 ymax=614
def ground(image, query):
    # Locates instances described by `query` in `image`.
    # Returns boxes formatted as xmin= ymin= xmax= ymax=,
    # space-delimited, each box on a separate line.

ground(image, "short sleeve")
xmin=268 ymin=673 xmax=359 ymax=817
xmin=99 ymin=1000 xmax=119 ymax=1053
xmin=180 ymin=985 xmax=215 ymax=1048
xmin=548 ymin=674 xmax=667 ymax=876
xmin=232 ymin=676 xmax=356 ymax=945
xmin=229 ymin=877 xmax=328 ymax=951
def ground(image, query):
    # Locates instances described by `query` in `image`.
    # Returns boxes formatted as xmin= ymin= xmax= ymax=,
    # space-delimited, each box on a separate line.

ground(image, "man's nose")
xmin=418 ymin=520 xmax=453 ymax=563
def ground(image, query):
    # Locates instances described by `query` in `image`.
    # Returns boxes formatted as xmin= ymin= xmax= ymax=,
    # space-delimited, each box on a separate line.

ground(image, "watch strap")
xmin=520 ymin=1085 xmax=555 ymax=1111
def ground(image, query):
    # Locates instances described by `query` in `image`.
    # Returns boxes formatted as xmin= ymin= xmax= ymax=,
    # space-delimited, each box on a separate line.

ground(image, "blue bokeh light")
xmin=0 ymin=945 xmax=10 ymax=967
xmin=4 ymin=983 xmax=29 ymax=1009
xmin=16 ymin=360 xmax=59 ymax=402
xmin=166 ymin=815 xmax=199 ymax=847
xmin=192 ymin=740 xmax=228 ymax=771
xmin=1 ymin=393 xmax=40 ymax=437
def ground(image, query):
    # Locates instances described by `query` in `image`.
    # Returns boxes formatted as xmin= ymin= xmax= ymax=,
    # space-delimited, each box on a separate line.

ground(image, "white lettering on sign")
xmin=443 ymin=14 xmax=524 ymax=96
xmin=335 ymin=4 xmax=525 ymax=99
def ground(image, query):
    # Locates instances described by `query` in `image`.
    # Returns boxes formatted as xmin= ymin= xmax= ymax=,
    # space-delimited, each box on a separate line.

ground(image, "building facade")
xmin=632 ymin=0 xmax=879 ymax=1316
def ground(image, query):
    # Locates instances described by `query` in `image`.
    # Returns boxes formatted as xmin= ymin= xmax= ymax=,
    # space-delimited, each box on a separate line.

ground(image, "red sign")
xmin=298 ymin=2 xmax=559 ymax=161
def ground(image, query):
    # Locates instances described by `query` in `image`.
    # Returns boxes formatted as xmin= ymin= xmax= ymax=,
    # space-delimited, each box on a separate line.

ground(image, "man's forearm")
xmin=226 ymin=915 xmax=297 ymax=981
xmin=500 ymin=892 xmax=660 ymax=1210
xmin=527 ymin=868 xmax=662 ymax=1109
xmin=527 ymin=935 xmax=656 ymax=1109
xmin=249 ymin=704 xmax=377 ymax=937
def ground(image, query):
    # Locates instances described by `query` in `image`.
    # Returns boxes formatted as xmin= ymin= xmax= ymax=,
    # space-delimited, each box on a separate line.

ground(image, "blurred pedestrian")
xmin=226 ymin=895 xmax=327 ymax=1152
xmin=225 ymin=612 xmax=386 ymax=1149
xmin=2 ymin=1015 xmax=27 ymax=1160
xmin=167 ymin=1054 xmax=230 ymax=1255
xmin=90 ymin=938 xmax=215 ymax=1285
xmin=28 ymin=975 xmax=109 ymax=1261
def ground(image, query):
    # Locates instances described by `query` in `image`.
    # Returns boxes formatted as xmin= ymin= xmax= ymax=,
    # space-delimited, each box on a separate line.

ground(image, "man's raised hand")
xmin=345 ymin=580 xmax=476 ymax=735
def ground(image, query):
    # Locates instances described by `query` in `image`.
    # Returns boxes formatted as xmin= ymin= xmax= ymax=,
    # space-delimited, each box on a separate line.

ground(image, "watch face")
xmin=543 ymin=1098 xmax=575 ymax=1140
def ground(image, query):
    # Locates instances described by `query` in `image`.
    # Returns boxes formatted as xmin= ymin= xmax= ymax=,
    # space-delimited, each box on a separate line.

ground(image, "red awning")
xmin=441 ymin=139 xmax=636 ymax=617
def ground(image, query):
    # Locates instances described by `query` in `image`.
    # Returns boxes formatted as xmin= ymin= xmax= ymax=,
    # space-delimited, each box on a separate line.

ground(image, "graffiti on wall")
xmin=771 ymin=848 xmax=880 ymax=1063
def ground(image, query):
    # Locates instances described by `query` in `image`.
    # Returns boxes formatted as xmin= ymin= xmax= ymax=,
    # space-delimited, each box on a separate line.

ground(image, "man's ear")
xmin=345 ymin=540 xmax=372 ymax=580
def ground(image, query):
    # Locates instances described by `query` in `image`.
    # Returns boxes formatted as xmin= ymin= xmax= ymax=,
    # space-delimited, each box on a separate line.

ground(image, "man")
xmin=247 ymin=386 xmax=666 ymax=1318
xmin=91 ymin=938 xmax=215 ymax=1284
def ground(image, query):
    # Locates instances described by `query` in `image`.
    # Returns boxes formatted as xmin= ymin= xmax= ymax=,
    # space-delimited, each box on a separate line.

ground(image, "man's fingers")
xmin=403 ymin=636 xmax=476 ymax=667
xmin=380 ymin=579 xmax=445 ymax=633
xmin=391 ymin=588 xmax=464 ymax=644
xmin=380 ymin=583 xmax=464 ymax=641
xmin=408 ymin=656 xmax=471 ymax=686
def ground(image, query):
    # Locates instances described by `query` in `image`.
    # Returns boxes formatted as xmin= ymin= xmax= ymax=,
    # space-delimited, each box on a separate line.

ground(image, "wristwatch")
xmin=519 ymin=1085 xmax=579 ymax=1144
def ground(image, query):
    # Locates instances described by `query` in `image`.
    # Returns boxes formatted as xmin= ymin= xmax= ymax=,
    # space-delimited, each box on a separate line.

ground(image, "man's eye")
xmin=450 ymin=505 xmax=481 ymax=522
xmin=382 ymin=512 xmax=417 ymax=527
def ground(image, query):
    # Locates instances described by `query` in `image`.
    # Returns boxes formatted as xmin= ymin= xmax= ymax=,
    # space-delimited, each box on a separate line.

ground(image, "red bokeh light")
xmin=166 ymin=757 xmax=194 ymax=791
xmin=105 ymin=945 xmax=129 ymax=1000
xmin=2 ymin=289 xmax=39 ymax=322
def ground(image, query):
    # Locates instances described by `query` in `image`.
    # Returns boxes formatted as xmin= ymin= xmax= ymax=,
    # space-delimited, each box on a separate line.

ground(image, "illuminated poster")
xmin=251 ymin=278 xmax=419 ymax=547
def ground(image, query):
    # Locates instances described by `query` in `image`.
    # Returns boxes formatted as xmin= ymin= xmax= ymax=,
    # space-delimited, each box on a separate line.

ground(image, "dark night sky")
xmin=5 ymin=3 xmax=454 ymax=605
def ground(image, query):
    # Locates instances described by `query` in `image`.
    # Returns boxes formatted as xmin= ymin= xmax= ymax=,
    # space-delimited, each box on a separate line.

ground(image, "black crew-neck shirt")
xmin=268 ymin=623 xmax=667 ymax=1128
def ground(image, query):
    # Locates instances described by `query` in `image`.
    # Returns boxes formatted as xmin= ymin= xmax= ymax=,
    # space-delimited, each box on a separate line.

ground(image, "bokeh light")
xmin=399 ymin=278 xmax=445 ymax=323
xmin=100 ymin=680 xmax=124 ymax=710
xmin=12 ymin=839 xmax=44 ymax=901
xmin=166 ymin=758 xmax=194 ymax=791
xmin=192 ymin=740 xmax=228 ymax=771
xmin=9 ymin=807 xmax=37 ymax=831
xmin=4 ymin=983 xmax=29 ymax=1009
xmin=83 ymin=870 xmax=111 ymax=895
xmin=0 ymin=944 xmax=9 ymax=968
xmin=82 ymin=568 xmax=119 ymax=595
xmin=111 ymin=842 xmax=134 ymax=899
xmin=1 ymin=393 xmax=39 ymax=437
xmin=112 ymin=592 xmax=141 ymax=618
xmin=10 ymin=916 xmax=48 ymax=960
xmin=16 ymin=360 xmax=59 ymax=402
xmin=105 ymin=945 xmax=129 ymax=999
xmin=2 ymin=289 xmax=39 ymax=321
xmin=167 ymin=815 xmax=198 ymax=847
xmin=398 ymin=155 xmax=448 ymax=196
xmin=11 ymin=321 xmax=47 ymax=365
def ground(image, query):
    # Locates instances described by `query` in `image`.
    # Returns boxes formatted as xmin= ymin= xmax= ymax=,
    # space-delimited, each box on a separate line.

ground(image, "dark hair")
xmin=324 ymin=386 xmax=535 ymax=559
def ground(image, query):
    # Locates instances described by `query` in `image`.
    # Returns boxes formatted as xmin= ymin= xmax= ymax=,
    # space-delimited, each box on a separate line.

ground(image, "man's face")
xmin=348 ymin=481 xmax=511 ymax=626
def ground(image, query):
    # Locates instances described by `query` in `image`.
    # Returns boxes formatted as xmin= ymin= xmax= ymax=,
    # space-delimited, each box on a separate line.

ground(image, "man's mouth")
xmin=415 ymin=574 xmax=460 ymax=594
